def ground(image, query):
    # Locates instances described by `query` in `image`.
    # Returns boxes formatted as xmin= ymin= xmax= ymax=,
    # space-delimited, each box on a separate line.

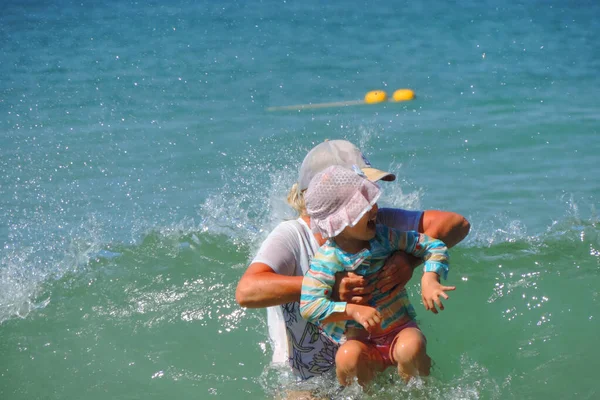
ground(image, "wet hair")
xmin=286 ymin=183 xmax=306 ymax=216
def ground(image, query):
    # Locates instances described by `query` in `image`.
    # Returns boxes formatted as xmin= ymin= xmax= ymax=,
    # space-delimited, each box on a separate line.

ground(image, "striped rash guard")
xmin=300 ymin=225 xmax=449 ymax=344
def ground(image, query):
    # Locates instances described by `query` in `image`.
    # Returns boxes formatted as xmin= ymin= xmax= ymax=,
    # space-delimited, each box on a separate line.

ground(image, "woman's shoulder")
xmin=264 ymin=218 xmax=311 ymax=241
xmin=377 ymin=208 xmax=423 ymax=231
xmin=271 ymin=218 xmax=306 ymax=233
xmin=252 ymin=218 xmax=314 ymax=274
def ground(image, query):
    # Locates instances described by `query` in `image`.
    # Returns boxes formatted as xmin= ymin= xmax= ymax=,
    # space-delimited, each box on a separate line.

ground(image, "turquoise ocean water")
xmin=1 ymin=0 xmax=599 ymax=398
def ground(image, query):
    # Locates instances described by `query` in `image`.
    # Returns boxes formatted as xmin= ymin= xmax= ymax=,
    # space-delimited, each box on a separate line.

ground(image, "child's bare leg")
xmin=390 ymin=327 xmax=431 ymax=381
xmin=279 ymin=390 xmax=326 ymax=400
xmin=335 ymin=339 xmax=386 ymax=387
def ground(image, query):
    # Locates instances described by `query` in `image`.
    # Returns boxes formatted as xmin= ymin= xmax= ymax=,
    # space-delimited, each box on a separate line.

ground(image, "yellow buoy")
xmin=364 ymin=90 xmax=388 ymax=104
xmin=266 ymin=88 xmax=414 ymax=111
xmin=391 ymin=89 xmax=415 ymax=102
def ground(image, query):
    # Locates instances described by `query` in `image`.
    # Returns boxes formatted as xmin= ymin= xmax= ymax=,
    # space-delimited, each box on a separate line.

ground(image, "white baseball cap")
xmin=298 ymin=140 xmax=395 ymax=191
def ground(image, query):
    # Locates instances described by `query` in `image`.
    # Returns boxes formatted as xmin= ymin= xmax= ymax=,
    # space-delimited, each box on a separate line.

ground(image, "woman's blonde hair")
xmin=287 ymin=183 xmax=306 ymax=216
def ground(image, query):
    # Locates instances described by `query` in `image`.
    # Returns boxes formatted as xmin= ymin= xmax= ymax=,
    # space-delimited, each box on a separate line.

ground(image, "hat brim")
xmin=362 ymin=167 xmax=396 ymax=183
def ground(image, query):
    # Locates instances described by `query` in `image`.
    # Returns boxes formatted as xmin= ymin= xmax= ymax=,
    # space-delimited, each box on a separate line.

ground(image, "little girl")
xmin=299 ymin=165 xmax=455 ymax=386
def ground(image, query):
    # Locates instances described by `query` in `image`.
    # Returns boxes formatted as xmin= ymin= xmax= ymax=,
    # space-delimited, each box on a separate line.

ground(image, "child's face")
xmin=339 ymin=203 xmax=378 ymax=242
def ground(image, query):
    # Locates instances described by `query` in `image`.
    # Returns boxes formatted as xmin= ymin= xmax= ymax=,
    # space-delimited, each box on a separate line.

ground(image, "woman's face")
xmin=338 ymin=203 xmax=379 ymax=242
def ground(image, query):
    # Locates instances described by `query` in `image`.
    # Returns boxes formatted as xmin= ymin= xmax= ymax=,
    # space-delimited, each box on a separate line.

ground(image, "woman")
xmin=235 ymin=140 xmax=470 ymax=383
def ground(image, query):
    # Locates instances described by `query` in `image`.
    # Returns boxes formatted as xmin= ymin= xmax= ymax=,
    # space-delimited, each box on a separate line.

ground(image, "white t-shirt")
xmin=252 ymin=208 xmax=422 ymax=380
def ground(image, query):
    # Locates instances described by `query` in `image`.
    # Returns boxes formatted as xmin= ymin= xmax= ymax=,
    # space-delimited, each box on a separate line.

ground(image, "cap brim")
xmin=362 ymin=167 xmax=396 ymax=183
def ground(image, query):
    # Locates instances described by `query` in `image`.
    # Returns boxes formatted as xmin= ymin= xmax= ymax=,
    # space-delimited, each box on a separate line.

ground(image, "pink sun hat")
xmin=305 ymin=165 xmax=381 ymax=238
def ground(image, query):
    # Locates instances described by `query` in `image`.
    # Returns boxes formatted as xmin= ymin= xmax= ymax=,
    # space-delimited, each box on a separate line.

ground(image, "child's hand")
xmin=346 ymin=304 xmax=382 ymax=332
xmin=421 ymin=272 xmax=456 ymax=314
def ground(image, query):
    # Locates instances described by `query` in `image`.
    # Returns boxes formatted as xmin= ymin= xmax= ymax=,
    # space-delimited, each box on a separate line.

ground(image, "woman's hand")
xmin=333 ymin=251 xmax=418 ymax=303
xmin=346 ymin=304 xmax=382 ymax=332
xmin=375 ymin=251 xmax=419 ymax=293
xmin=421 ymin=272 xmax=456 ymax=314
xmin=332 ymin=272 xmax=373 ymax=304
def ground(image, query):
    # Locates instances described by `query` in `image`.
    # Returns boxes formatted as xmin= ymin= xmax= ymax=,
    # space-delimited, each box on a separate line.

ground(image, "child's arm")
xmin=387 ymin=228 xmax=455 ymax=312
xmin=389 ymin=229 xmax=449 ymax=279
xmin=300 ymin=261 xmax=346 ymax=323
xmin=320 ymin=304 xmax=382 ymax=332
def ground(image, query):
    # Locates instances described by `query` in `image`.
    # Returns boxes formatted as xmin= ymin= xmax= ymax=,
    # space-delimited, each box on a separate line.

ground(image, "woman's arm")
xmin=419 ymin=210 xmax=470 ymax=248
xmin=237 ymin=262 xmax=378 ymax=309
xmin=374 ymin=209 xmax=469 ymax=293
xmin=236 ymin=221 xmax=308 ymax=308
xmin=235 ymin=262 xmax=303 ymax=308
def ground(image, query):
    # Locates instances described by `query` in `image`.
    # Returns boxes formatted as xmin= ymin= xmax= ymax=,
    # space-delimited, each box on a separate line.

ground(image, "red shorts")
xmin=359 ymin=320 xmax=423 ymax=365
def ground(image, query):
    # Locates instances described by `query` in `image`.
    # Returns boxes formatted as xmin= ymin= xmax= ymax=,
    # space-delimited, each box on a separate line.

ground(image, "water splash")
xmin=259 ymin=354 xmax=502 ymax=400
xmin=0 ymin=214 xmax=107 ymax=323
xmin=197 ymin=130 xmax=426 ymax=255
